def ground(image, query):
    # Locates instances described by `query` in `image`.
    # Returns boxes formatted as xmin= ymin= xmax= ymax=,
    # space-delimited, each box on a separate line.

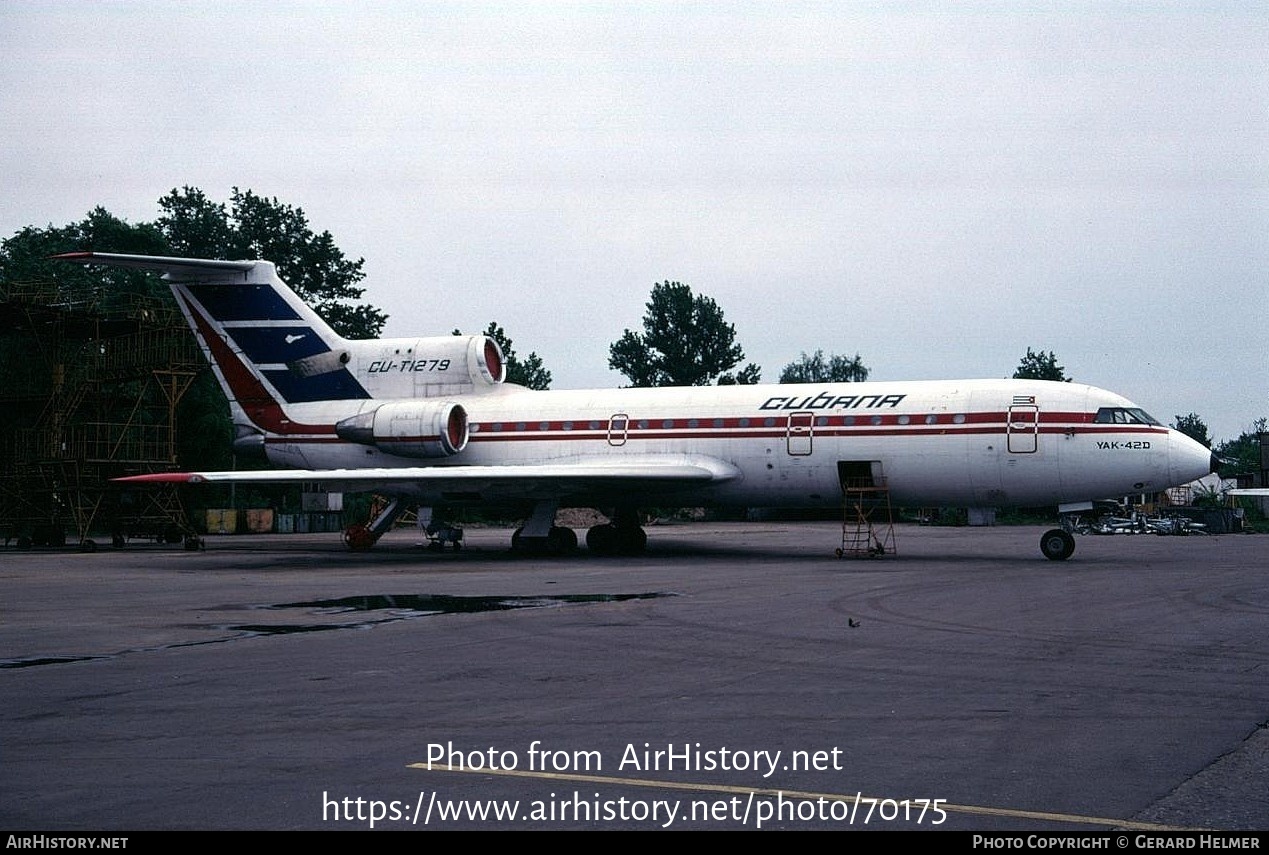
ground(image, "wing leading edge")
xmin=116 ymin=455 xmax=740 ymax=499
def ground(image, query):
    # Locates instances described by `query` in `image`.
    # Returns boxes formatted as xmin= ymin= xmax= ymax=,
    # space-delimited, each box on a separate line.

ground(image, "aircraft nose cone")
xmin=1169 ymin=430 xmax=1215 ymax=486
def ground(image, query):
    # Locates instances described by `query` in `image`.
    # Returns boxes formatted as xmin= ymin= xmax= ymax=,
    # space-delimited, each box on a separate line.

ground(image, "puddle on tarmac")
xmin=1 ymin=592 xmax=675 ymax=667
xmin=235 ymin=592 xmax=673 ymax=634
xmin=269 ymin=592 xmax=667 ymax=615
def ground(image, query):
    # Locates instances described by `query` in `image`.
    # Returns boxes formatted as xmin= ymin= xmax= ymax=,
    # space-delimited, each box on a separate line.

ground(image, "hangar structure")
xmin=0 ymin=278 xmax=203 ymax=548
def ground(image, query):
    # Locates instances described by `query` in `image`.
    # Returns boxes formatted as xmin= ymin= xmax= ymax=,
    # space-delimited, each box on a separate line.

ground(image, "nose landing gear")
xmin=1040 ymin=528 xmax=1076 ymax=561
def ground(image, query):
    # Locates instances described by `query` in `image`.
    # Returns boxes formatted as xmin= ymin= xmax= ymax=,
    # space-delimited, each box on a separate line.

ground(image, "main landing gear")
xmin=509 ymin=499 xmax=588 ymax=556
xmin=1040 ymin=528 xmax=1076 ymax=561
xmin=510 ymin=502 xmax=647 ymax=557
xmin=344 ymin=497 xmax=650 ymax=558
xmin=510 ymin=499 xmax=577 ymax=556
xmin=512 ymin=524 xmax=578 ymax=555
xmin=584 ymin=507 xmax=647 ymax=557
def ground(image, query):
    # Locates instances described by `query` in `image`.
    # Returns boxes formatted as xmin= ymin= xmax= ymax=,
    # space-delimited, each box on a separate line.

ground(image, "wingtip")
xmin=113 ymin=473 xmax=204 ymax=484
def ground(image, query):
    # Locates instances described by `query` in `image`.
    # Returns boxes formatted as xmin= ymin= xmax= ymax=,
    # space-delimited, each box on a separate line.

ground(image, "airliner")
xmin=55 ymin=252 xmax=1217 ymax=560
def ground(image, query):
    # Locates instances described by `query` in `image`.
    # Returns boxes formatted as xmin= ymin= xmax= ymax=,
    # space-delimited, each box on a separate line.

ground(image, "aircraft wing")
xmin=115 ymin=455 xmax=740 ymax=500
xmin=1228 ymin=488 xmax=1269 ymax=497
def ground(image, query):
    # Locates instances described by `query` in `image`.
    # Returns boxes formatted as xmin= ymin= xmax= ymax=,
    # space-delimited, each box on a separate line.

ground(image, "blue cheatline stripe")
xmin=261 ymin=368 xmax=370 ymax=403
xmin=227 ymin=326 xmax=331 ymax=363
xmin=187 ymin=283 xmax=302 ymax=322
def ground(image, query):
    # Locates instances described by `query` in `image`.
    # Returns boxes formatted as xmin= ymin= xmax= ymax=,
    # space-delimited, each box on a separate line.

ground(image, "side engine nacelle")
xmin=335 ymin=400 xmax=469 ymax=458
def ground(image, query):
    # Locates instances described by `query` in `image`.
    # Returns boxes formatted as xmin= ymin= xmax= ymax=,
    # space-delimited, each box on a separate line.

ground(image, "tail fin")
xmin=52 ymin=252 xmax=370 ymax=435
xmin=55 ymin=253 xmax=507 ymax=433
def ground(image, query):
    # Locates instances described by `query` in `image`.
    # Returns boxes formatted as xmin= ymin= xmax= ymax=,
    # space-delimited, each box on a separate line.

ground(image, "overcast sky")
xmin=2 ymin=1 xmax=1264 ymax=442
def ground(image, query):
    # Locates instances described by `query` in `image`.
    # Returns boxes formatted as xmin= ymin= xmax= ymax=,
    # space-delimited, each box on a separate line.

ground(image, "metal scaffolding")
xmin=836 ymin=476 xmax=897 ymax=559
xmin=0 ymin=279 xmax=205 ymax=548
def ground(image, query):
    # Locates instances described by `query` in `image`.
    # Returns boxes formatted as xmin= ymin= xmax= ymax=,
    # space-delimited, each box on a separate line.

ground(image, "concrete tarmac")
xmin=2 ymin=522 xmax=1266 ymax=831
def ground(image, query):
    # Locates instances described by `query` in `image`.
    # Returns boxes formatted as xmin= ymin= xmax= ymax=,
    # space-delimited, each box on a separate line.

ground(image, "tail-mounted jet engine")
xmin=335 ymin=401 xmax=469 ymax=458
xmin=349 ymin=334 xmax=506 ymax=396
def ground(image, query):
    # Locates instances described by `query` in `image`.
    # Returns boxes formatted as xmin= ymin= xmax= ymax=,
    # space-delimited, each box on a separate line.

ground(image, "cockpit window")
xmin=1092 ymin=407 xmax=1160 ymax=426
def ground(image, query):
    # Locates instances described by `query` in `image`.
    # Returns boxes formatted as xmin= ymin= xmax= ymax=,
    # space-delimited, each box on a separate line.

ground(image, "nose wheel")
xmin=1040 ymin=528 xmax=1076 ymax=561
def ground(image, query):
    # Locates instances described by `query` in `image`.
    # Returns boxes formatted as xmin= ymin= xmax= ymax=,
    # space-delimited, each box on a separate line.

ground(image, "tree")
xmin=453 ymin=322 xmax=552 ymax=390
xmin=152 ymin=186 xmax=233 ymax=258
xmin=1171 ymin=413 xmax=1212 ymax=448
xmin=609 ymin=281 xmax=760 ymax=387
xmin=0 ymin=190 xmax=385 ymax=341
xmin=716 ymin=363 xmax=762 ymax=385
xmin=1214 ymin=418 xmax=1266 ymax=479
xmin=779 ymin=349 xmax=869 ymax=384
xmin=1012 ymin=348 xmax=1069 ymax=382
xmin=156 ymin=187 xmax=386 ymax=338
xmin=0 ymin=207 xmax=171 ymax=304
xmin=1 ymin=190 xmax=389 ymax=470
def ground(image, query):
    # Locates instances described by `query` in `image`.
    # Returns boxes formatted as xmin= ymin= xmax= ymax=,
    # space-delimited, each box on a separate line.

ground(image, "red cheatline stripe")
xmin=258 ymin=422 xmax=1160 ymax=445
xmin=464 ymin=411 xmax=1126 ymax=434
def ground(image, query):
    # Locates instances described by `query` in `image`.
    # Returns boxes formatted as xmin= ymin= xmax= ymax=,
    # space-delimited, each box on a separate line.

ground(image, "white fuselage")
xmin=261 ymin=378 xmax=1211 ymax=509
